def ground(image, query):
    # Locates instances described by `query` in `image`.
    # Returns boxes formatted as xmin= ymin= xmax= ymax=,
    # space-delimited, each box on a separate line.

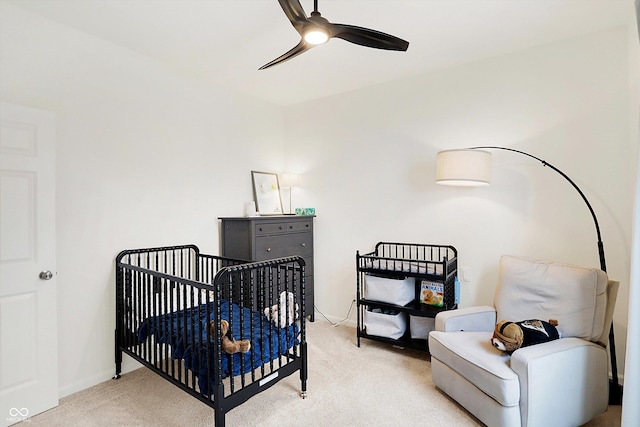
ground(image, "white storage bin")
xmin=409 ymin=315 xmax=435 ymax=339
xmin=365 ymin=308 xmax=408 ymax=340
xmin=364 ymin=274 xmax=415 ymax=306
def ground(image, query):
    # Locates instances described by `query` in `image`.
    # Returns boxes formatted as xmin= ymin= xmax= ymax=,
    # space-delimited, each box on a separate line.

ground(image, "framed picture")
xmin=251 ymin=171 xmax=283 ymax=215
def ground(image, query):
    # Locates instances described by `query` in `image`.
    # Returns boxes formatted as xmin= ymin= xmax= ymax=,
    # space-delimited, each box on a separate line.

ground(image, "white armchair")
xmin=428 ymin=255 xmax=619 ymax=427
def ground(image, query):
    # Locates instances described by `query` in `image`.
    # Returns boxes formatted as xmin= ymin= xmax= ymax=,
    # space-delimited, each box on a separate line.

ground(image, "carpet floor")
xmin=18 ymin=319 xmax=621 ymax=426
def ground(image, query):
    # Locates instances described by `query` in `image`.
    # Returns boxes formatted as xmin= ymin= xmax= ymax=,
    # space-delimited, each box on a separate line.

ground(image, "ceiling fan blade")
xmin=277 ymin=0 xmax=309 ymax=34
xmin=329 ymin=23 xmax=409 ymax=51
xmin=259 ymin=40 xmax=313 ymax=70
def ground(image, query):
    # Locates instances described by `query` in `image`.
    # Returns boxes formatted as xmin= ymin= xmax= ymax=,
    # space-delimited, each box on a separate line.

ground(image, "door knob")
xmin=39 ymin=271 xmax=53 ymax=280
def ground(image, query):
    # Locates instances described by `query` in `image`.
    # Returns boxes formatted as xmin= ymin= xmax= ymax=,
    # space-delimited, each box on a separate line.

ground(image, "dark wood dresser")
xmin=219 ymin=215 xmax=315 ymax=320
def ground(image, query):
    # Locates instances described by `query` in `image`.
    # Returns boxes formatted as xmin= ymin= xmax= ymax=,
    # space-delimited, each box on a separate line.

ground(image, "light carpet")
xmin=19 ymin=319 xmax=620 ymax=426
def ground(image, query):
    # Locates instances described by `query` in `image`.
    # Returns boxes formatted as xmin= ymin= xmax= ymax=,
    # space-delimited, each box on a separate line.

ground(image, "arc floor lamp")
xmin=435 ymin=146 xmax=623 ymax=405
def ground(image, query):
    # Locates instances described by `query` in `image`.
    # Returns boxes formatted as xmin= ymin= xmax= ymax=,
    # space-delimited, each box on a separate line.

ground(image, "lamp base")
xmin=609 ymin=379 xmax=623 ymax=405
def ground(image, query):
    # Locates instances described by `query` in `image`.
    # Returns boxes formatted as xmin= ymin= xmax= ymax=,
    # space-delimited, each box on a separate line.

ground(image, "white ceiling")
xmin=5 ymin=0 xmax=633 ymax=106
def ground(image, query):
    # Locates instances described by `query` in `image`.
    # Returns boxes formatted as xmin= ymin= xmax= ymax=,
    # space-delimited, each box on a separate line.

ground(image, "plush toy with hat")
xmin=208 ymin=319 xmax=251 ymax=354
xmin=491 ymin=319 xmax=560 ymax=353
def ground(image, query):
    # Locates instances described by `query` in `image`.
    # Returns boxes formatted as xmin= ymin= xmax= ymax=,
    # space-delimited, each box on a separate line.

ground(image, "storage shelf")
xmin=356 ymin=242 xmax=458 ymax=354
xmin=359 ymin=298 xmax=455 ymax=317
xmin=358 ymin=267 xmax=450 ymax=281
xmin=358 ymin=330 xmax=429 ymax=352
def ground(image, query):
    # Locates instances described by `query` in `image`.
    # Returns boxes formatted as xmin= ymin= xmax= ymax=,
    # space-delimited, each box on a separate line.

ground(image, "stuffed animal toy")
xmin=208 ymin=319 xmax=251 ymax=354
xmin=491 ymin=319 xmax=560 ymax=353
xmin=264 ymin=291 xmax=299 ymax=327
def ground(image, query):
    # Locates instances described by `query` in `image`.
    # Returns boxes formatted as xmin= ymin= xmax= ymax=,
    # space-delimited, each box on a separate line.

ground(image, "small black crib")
xmin=114 ymin=244 xmax=307 ymax=426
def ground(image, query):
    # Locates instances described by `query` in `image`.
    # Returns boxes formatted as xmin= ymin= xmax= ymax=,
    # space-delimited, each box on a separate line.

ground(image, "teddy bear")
xmin=491 ymin=319 xmax=560 ymax=353
xmin=208 ymin=319 xmax=251 ymax=354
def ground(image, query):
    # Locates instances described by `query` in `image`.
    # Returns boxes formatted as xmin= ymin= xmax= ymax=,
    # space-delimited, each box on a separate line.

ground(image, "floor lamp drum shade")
xmin=436 ymin=149 xmax=491 ymax=186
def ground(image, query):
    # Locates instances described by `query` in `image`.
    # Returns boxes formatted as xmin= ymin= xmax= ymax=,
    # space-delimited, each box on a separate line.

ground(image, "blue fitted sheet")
xmin=137 ymin=299 xmax=299 ymax=395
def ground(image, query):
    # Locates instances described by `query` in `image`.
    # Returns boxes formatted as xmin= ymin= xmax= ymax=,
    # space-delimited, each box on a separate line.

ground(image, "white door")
xmin=0 ymin=102 xmax=57 ymax=426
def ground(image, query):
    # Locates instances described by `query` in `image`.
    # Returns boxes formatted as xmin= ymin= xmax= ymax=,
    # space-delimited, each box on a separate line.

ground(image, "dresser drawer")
xmin=286 ymin=220 xmax=312 ymax=232
xmin=255 ymin=222 xmax=286 ymax=235
xmin=255 ymin=234 xmax=313 ymax=260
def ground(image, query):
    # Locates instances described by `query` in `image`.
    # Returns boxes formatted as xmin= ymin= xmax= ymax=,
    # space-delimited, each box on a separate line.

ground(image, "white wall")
xmin=0 ymin=3 xmax=285 ymax=396
xmin=284 ymin=26 xmax=636 ymax=383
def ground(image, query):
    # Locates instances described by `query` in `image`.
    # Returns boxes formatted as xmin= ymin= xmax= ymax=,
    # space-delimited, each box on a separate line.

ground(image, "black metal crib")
xmin=114 ymin=244 xmax=307 ymax=426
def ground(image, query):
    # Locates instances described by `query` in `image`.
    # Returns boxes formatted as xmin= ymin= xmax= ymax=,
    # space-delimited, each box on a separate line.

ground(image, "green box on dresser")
xmin=219 ymin=215 xmax=315 ymax=321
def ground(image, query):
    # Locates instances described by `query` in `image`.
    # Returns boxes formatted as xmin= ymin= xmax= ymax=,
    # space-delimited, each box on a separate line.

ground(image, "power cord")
xmin=314 ymin=299 xmax=356 ymax=327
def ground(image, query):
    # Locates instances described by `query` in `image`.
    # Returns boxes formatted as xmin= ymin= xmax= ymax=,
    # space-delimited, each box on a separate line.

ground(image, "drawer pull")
xmin=301 ymin=243 xmax=306 ymax=247
xmin=267 ymin=248 xmax=272 ymax=252
xmin=259 ymin=227 xmax=263 ymax=231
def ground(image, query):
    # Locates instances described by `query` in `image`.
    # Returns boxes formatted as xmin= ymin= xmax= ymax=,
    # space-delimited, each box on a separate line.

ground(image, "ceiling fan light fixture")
xmin=259 ymin=0 xmax=409 ymax=70
xmin=303 ymin=27 xmax=329 ymax=45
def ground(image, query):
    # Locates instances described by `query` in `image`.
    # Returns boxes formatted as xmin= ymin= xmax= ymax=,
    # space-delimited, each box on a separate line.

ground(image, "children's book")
xmin=420 ymin=280 xmax=443 ymax=307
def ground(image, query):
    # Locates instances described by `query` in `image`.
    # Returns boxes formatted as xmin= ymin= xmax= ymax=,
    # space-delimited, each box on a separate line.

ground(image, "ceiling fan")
xmin=259 ymin=0 xmax=409 ymax=70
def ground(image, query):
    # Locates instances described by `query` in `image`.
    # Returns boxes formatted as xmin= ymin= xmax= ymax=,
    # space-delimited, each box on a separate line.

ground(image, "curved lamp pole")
xmin=436 ymin=146 xmax=622 ymax=404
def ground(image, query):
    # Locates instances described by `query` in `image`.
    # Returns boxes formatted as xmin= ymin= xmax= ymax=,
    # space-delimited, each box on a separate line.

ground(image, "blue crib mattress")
xmin=137 ymin=300 xmax=299 ymax=395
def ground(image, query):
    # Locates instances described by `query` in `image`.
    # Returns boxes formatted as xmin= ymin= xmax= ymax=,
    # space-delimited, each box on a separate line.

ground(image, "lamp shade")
xmin=280 ymin=173 xmax=301 ymax=188
xmin=435 ymin=149 xmax=492 ymax=186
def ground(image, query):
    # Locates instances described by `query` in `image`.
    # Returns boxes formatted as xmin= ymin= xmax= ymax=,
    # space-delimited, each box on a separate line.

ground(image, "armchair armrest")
xmin=510 ymin=338 xmax=609 ymax=425
xmin=435 ymin=306 xmax=496 ymax=332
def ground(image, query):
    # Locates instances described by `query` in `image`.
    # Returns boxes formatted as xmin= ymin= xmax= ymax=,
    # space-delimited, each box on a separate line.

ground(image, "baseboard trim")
xmin=58 ymin=356 xmax=141 ymax=398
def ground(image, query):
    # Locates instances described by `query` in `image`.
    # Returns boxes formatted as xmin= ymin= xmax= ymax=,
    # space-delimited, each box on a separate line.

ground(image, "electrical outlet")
xmin=459 ymin=267 xmax=470 ymax=282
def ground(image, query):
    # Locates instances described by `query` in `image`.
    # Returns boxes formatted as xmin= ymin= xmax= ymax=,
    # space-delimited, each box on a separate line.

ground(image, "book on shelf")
xmin=420 ymin=280 xmax=443 ymax=307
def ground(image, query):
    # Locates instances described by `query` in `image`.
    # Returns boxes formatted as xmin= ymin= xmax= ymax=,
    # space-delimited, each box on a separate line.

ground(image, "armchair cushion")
xmin=494 ymin=255 xmax=608 ymax=341
xmin=429 ymin=330 xmax=519 ymax=407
